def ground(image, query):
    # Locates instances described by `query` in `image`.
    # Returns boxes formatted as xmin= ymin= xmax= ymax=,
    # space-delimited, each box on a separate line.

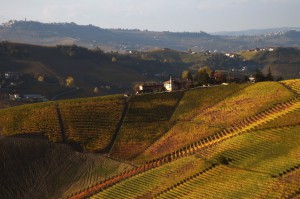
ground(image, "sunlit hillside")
xmin=0 ymin=80 xmax=300 ymax=198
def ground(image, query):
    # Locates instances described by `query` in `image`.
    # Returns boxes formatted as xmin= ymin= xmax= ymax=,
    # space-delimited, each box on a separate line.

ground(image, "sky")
xmin=0 ymin=0 xmax=300 ymax=32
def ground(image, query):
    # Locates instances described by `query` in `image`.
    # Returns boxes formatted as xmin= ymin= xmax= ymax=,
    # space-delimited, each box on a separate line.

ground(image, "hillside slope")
xmin=1 ymin=20 xmax=300 ymax=52
xmin=0 ymin=42 xmax=188 ymax=98
xmin=0 ymin=136 xmax=133 ymax=199
xmin=138 ymin=82 xmax=295 ymax=161
xmin=241 ymin=47 xmax=300 ymax=79
xmin=1 ymin=80 xmax=300 ymax=198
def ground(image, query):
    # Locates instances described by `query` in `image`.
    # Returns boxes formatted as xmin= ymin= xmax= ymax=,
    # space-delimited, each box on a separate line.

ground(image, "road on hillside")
xmin=50 ymin=87 xmax=81 ymax=100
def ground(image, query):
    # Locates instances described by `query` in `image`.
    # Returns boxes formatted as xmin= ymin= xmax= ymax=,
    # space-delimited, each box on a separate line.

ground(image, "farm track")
xmin=106 ymin=98 xmax=129 ymax=154
xmin=69 ymin=96 xmax=300 ymax=199
xmin=55 ymin=104 xmax=67 ymax=143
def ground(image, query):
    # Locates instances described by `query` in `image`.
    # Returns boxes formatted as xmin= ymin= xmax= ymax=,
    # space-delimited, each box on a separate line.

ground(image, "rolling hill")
xmin=1 ymin=20 xmax=300 ymax=52
xmin=240 ymin=47 xmax=300 ymax=79
xmin=0 ymin=42 xmax=190 ymax=98
xmin=1 ymin=41 xmax=300 ymax=102
xmin=0 ymin=79 xmax=300 ymax=198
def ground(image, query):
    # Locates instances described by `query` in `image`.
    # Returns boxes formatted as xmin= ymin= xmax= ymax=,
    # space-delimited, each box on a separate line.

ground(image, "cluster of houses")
xmin=8 ymin=94 xmax=48 ymax=102
xmin=137 ymin=77 xmax=193 ymax=94
xmin=0 ymin=71 xmax=48 ymax=102
xmin=0 ymin=92 xmax=48 ymax=102
xmin=0 ymin=72 xmax=23 ymax=89
xmin=248 ymin=47 xmax=275 ymax=52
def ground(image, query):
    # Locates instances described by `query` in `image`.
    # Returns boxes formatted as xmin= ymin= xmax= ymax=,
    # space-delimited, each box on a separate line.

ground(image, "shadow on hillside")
xmin=67 ymin=140 xmax=84 ymax=152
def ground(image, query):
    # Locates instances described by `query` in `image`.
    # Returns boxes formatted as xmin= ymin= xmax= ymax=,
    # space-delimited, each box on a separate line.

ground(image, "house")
xmin=4 ymin=72 xmax=21 ymax=80
xmin=9 ymin=94 xmax=21 ymax=100
xmin=164 ymin=77 xmax=174 ymax=92
xmin=138 ymin=83 xmax=164 ymax=93
xmin=249 ymin=75 xmax=256 ymax=83
xmin=164 ymin=77 xmax=179 ymax=92
xmin=268 ymin=48 xmax=274 ymax=52
xmin=137 ymin=77 xmax=193 ymax=94
xmin=225 ymin=53 xmax=235 ymax=58
xmin=23 ymin=94 xmax=48 ymax=102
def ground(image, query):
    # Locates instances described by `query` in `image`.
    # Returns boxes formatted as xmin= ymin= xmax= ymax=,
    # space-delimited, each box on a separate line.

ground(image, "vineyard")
xmin=0 ymin=102 xmax=62 ymax=142
xmin=0 ymin=95 xmax=126 ymax=151
xmin=1 ymin=80 xmax=300 ymax=198
xmin=109 ymin=92 xmax=183 ymax=160
xmin=139 ymin=81 xmax=295 ymax=161
xmin=59 ymin=95 xmax=125 ymax=152
xmin=0 ymin=136 xmax=133 ymax=199
xmin=281 ymin=79 xmax=300 ymax=94
xmin=171 ymin=83 xmax=249 ymax=121
xmin=76 ymin=108 xmax=300 ymax=199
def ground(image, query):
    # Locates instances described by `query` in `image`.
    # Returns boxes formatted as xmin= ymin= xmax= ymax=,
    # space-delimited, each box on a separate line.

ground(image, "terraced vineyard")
xmin=59 ymin=95 xmax=125 ymax=152
xmin=89 ymin=156 xmax=213 ymax=199
xmin=60 ymin=154 xmax=134 ymax=199
xmin=256 ymin=107 xmax=300 ymax=130
xmin=139 ymin=81 xmax=295 ymax=161
xmin=171 ymin=83 xmax=249 ymax=121
xmin=109 ymin=92 xmax=183 ymax=160
xmin=0 ymin=136 xmax=133 ymax=199
xmin=77 ymin=124 xmax=300 ymax=198
xmin=1 ymin=80 xmax=300 ymax=199
xmin=156 ymin=126 xmax=300 ymax=198
xmin=70 ymin=82 xmax=300 ymax=199
xmin=0 ymin=102 xmax=62 ymax=142
xmin=281 ymin=79 xmax=300 ymax=94
xmin=83 ymin=123 xmax=300 ymax=199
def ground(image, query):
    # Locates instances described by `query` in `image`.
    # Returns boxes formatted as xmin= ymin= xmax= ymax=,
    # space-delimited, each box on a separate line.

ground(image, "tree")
xmin=276 ymin=76 xmax=284 ymax=81
xmin=265 ymin=67 xmax=274 ymax=81
xmin=181 ymin=70 xmax=193 ymax=81
xmin=205 ymin=53 xmax=242 ymax=70
xmin=254 ymin=68 xmax=265 ymax=82
xmin=111 ymin=56 xmax=117 ymax=62
xmin=37 ymin=75 xmax=44 ymax=82
xmin=93 ymin=47 xmax=104 ymax=54
xmin=66 ymin=76 xmax=75 ymax=87
xmin=211 ymin=70 xmax=227 ymax=84
xmin=194 ymin=67 xmax=212 ymax=86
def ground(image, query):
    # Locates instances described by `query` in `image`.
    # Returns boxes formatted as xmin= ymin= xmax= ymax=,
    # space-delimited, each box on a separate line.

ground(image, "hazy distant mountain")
xmin=211 ymin=27 xmax=300 ymax=36
xmin=1 ymin=20 xmax=300 ymax=52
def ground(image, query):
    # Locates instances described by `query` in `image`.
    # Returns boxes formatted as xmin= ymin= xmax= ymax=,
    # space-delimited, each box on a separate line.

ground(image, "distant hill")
xmin=1 ymin=20 xmax=300 ymax=52
xmin=212 ymin=27 xmax=300 ymax=36
xmin=1 ymin=42 xmax=300 ymax=100
xmin=240 ymin=47 xmax=300 ymax=79
xmin=0 ymin=42 xmax=191 ymax=98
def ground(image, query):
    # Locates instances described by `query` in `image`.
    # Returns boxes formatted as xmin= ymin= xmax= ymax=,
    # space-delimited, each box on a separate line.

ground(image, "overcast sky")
xmin=0 ymin=0 xmax=299 ymax=32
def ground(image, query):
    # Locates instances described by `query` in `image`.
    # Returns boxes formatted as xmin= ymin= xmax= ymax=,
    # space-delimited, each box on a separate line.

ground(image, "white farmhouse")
xmin=164 ymin=77 xmax=177 ymax=92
